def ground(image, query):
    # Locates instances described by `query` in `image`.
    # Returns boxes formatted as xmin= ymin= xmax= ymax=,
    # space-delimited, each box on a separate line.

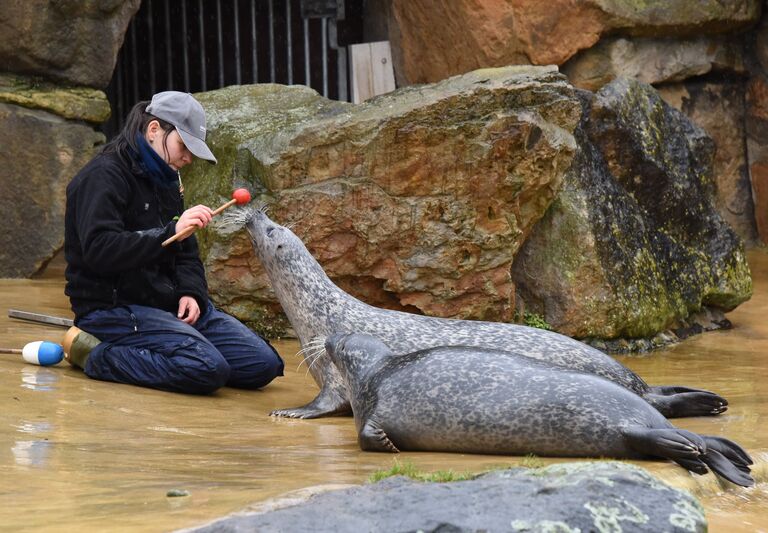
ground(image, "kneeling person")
xmin=63 ymin=91 xmax=283 ymax=394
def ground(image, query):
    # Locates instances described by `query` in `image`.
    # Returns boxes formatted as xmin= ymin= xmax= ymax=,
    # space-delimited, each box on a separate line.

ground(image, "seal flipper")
xmin=270 ymin=386 xmax=352 ymax=419
xmin=644 ymin=388 xmax=728 ymax=417
xmin=359 ymin=420 xmax=399 ymax=453
xmin=622 ymin=427 xmax=754 ymax=487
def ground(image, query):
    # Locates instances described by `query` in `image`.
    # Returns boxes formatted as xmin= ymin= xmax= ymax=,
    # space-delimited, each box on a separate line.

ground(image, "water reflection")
xmin=11 ymin=439 xmax=53 ymax=467
xmin=21 ymin=366 xmax=59 ymax=391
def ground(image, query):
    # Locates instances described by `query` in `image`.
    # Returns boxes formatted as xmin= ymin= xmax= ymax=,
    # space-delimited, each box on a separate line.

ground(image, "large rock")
xmin=188 ymin=462 xmax=707 ymax=532
xmin=0 ymin=103 xmax=104 ymax=277
xmin=0 ymin=74 xmax=110 ymax=124
xmin=0 ymin=0 xmax=140 ymax=88
xmin=562 ymin=37 xmax=746 ymax=92
xmin=382 ymin=0 xmax=760 ymax=85
xmin=512 ymin=80 xmax=752 ymax=340
xmin=183 ymin=67 xmax=581 ymax=336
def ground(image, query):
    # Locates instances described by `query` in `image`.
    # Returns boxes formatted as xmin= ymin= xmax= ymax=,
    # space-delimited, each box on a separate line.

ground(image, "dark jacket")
xmin=65 ymin=149 xmax=208 ymax=323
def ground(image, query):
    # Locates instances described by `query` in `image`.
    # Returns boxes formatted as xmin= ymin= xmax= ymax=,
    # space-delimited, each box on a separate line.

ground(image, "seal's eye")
xmin=266 ymin=226 xmax=276 ymax=237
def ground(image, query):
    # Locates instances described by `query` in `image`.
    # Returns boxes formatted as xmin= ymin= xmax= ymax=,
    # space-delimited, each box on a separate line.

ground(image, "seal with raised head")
xmin=325 ymin=332 xmax=754 ymax=487
xmin=243 ymin=208 xmax=727 ymax=419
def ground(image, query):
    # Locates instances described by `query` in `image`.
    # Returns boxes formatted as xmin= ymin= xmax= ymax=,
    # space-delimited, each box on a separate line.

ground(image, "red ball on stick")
xmin=161 ymin=188 xmax=253 ymax=247
xmin=232 ymin=188 xmax=251 ymax=205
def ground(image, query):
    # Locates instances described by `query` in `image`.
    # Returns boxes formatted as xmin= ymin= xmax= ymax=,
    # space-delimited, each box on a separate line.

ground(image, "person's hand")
xmin=177 ymin=296 xmax=201 ymax=325
xmin=175 ymin=205 xmax=214 ymax=240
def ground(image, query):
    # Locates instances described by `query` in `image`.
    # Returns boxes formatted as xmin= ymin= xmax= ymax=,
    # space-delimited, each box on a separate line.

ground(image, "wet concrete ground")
xmin=0 ymin=253 xmax=766 ymax=532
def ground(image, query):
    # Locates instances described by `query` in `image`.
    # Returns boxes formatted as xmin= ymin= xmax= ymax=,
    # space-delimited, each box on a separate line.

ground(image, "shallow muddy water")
xmin=0 ymin=253 xmax=767 ymax=532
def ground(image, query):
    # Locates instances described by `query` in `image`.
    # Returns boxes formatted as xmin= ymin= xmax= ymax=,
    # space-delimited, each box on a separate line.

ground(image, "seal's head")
xmin=242 ymin=206 xmax=324 ymax=280
xmin=325 ymin=332 xmax=393 ymax=385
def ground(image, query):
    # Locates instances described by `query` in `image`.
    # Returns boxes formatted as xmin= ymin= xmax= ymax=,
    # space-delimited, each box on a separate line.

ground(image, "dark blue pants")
xmin=78 ymin=302 xmax=284 ymax=395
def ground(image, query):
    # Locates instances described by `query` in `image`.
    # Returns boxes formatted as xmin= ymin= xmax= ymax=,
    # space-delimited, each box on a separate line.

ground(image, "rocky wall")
xmin=368 ymin=0 xmax=766 ymax=244
xmin=0 ymin=0 xmax=139 ymax=277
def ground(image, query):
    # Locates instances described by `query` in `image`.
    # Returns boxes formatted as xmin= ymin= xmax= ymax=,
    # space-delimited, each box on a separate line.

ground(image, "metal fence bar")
xmin=147 ymin=0 xmax=156 ymax=94
xmin=198 ymin=0 xmax=206 ymax=91
xmin=216 ymin=0 xmax=224 ymax=87
xmin=321 ymin=17 xmax=328 ymax=97
xmin=286 ymin=0 xmax=293 ymax=85
xmin=268 ymin=0 xmax=276 ymax=82
xmin=303 ymin=18 xmax=310 ymax=86
xmin=181 ymin=1 xmax=190 ymax=91
xmin=251 ymin=1 xmax=258 ymax=82
xmin=164 ymin=0 xmax=173 ymax=89
xmin=234 ymin=0 xmax=242 ymax=85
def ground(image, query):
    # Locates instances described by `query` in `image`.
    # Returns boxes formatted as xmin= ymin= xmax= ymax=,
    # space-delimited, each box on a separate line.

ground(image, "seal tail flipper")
xmin=359 ymin=420 xmax=400 ymax=453
xmin=643 ymin=388 xmax=728 ymax=418
xmin=702 ymin=435 xmax=754 ymax=468
xmin=622 ymin=427 xmax=754 ymax=487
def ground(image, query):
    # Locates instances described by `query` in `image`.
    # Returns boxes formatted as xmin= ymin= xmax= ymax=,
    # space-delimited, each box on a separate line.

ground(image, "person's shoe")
xmin=62 ymin=327 xmax=101 ymax=369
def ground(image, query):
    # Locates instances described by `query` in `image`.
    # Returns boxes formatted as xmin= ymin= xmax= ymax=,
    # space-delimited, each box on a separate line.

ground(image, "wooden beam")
xmin=349 ymin=41 xmax=395 ymax=104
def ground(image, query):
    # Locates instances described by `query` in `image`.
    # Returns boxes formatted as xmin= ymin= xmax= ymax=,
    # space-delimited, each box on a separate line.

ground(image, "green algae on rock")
xmin=0 ymin=74 xmax=110 ymax=123
xmin=513 ymin=80 xmax=752 ymax=342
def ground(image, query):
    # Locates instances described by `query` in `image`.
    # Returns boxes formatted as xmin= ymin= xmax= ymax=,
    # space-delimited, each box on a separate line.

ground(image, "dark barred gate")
xmin=103 ymin=0 xmax=363 ymax=138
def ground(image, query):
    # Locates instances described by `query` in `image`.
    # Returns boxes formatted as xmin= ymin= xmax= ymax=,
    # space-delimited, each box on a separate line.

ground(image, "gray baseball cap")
xmin=146 ymin=91 xmax=217 ymax=164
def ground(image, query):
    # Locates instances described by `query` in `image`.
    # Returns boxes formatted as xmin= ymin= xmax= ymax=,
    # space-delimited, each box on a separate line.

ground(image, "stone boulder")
xmin=0 ymin=74 xmax=111 ymax=124
xmin=0 ymin=103 xmax=104 ymax=277
xmin=512 ymin=80 xmax=752 ymax=341
xmin=183 ymin=67 xmax=581 ymax=336
xmin=562 ymin=37 xmax=746 ymax=92
xmin=380 ymin=0 xmax=760 ymax=85
xmin=187 ymin=462 xmax=707 ymax=532
xmin=0 ymin=0 xmax=140 ymax=88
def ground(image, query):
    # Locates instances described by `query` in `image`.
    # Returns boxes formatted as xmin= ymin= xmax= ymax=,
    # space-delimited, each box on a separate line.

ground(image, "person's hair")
xmin=102 ymin=100 xmax=175 ymax=161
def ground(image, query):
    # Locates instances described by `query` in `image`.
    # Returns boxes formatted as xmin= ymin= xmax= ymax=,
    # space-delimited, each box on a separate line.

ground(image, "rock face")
xmin=365 ymin=1 xmax=765 ymax=248
xmin=746 ymin=14 xmax=768 ymax=244
xmin=562 ymin=37 xmax=746 ymax=92
xmin=0 ymin=74 xmax=111 ymax=124
xmin=184 ymin=67 xmax=581 ymax=335
xmin=512 ymin=80 xmax=752 ymax=339
xmin=381 ymin=0 xmax=760 ymax=85
xmin=0 ymin=103 xmax=104 ymax=277
xmin=0 ymin=0 xmax=140 ymax=88
xmin=657 ymin=80 xmax=758 ymax=245
xmin=189 ymin=462 xmax=707 ymax=533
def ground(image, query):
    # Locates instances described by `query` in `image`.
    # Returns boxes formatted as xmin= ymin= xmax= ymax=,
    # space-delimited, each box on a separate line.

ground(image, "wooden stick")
xmin=0 ymin=348 xmax=22 ymax=354
xmin=161 ymin=198 xmax=238 ymax=248
xmin=8 ymin=309 xmax=73 ymax=328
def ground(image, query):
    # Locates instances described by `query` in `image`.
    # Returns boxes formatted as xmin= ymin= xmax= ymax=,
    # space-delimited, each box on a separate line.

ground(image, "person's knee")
xmin=171 ymin=340 xmax=232 ymax=394
xmin=229 ymin=346 xmax=284 ymax=389
xmin=192 ymin=356 xmax=231 ymax=394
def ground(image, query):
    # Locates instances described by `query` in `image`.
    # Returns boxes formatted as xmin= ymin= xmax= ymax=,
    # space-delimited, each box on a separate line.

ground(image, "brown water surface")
xmin=1 ymin=253 xmax=767 ymax=531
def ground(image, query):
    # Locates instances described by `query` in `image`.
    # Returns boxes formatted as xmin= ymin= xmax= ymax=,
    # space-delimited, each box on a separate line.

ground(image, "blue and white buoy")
xmin=2 ymin=341 xmax=66 ymax=366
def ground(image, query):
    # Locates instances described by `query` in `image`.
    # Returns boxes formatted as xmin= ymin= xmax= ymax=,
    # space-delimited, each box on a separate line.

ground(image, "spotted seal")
xmin=243 ymin=208 xmax=727 ymax=419
xmin=325 ymin=332 xmax=753 ymax=487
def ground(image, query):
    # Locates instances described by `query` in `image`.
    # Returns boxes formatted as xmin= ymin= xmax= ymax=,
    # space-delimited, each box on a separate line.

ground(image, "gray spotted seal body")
xmin=325 ymin=332 xmax=753 ymax=487
xmin=244 ymin=209 xmax=727 ymax=419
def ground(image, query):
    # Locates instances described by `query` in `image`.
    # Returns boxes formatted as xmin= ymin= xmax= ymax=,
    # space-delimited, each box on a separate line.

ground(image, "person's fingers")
xmin=177 ymin=298 xmax=190 ymax=319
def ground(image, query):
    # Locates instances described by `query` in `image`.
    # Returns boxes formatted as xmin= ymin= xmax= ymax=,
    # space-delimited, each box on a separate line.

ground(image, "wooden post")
xmin=349 ymin=41 xmax=396 ymax=104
